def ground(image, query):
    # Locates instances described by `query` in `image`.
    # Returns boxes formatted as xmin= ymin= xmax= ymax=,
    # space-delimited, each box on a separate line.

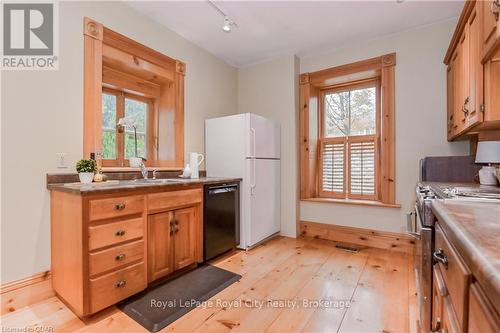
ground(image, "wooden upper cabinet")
xmin=481 ymin=0 xmax=500 ymax=56
xmin=447 ymin=65 xmax=455 ymax=139
xmin=467 ymin=4 xmax=484 ymax=128
xmin=457 ymin=32 xmax=467 ymax=128
xmin=451 ymin=48 xmax=463 ymax=135
xmin=444 ymin=0 xmax=500 ymax=140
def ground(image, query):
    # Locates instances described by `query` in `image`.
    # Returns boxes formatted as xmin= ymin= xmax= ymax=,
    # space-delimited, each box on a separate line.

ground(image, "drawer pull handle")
xmin=115 ymin=203 xmax=126 ymax=211
xmin=115 ymin=230 xmax=126 ymax=237
xmin=115 ymin=254 xmax=126 ymax=261
xmin=433 ymin=249 xmax=448 ymax=269
xmin=115 ymin=280 xmax=127 ymax=288
xmin=169 ymin=221 xmax=174 ymax=236
xmin=174 ymin=220 xmax=179 ymax=233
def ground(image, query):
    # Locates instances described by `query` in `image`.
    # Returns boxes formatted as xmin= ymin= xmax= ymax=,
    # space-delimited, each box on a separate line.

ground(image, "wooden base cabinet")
xmin=50 ymin=185 xmax=203 ymax=318
xmin=468 ymin=283 xmax=500 ymax=333
xmin=433 ymin=219 xmax=500 ymax=333
xmin=147 ymin=188 xmax=203 ymax=283
xmin=147 ymin=206 xmax=199 ymax=283
xmin=50 ymin=191 xmax=148 ymax=318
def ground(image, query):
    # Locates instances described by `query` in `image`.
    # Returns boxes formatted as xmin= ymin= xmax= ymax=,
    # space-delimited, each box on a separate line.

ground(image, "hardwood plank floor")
xmin=0 ymin=236 xmax=415 ymax=333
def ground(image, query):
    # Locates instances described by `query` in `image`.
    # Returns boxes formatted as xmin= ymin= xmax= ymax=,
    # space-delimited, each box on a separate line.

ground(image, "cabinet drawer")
xmin=432 ymin=266 xmax=448 ymax=331
xmin=89 ymin=239 xmax=144 ymax=277
xmin=468 ymin=283 xmax=500 ymax=333
xmin=147 ymin=188 xmax=202 ymax=212
xmin=89 ymin=195 xmax=144 ymax=221
xmin=88 ymin=217 xmax=144 ymax=251
xmin=435 ymin=224 xmax=471 ymax=330
xmin=443 ymin=296 xmax=462 ymax=333
xmin=89 ymin=261 xmax=146 ymax=314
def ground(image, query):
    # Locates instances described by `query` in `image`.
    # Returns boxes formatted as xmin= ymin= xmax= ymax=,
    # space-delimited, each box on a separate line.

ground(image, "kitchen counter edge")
xmin=430 ymin=200 xmax=500 ymax=315
xmin=47 ymin=177 xmax=242 ymax=195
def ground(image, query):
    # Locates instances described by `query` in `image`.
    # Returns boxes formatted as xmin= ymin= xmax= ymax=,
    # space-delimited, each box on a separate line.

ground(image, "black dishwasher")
xmin=203 ymin=183 xmax=239 ymax=261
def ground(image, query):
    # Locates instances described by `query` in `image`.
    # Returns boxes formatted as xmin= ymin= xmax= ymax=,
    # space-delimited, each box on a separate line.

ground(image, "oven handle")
xmin=406 ymin=209 xmax=420 ymax=240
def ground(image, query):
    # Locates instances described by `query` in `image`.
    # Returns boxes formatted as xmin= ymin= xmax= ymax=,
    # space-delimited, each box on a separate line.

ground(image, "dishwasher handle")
xmin=208 ymin=185 xmax=238 ymax=195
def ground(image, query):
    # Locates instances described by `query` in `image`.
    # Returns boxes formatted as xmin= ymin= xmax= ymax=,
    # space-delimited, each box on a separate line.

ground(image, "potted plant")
xmin=117 ymin=117 xmax=142 ymax=168
xmin=76 ymin=159 xmax=97 ymax=184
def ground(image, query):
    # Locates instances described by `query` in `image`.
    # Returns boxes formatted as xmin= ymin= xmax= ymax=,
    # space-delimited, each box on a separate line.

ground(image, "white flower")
xmin=117 ymin=117 xmax=137 ymax=128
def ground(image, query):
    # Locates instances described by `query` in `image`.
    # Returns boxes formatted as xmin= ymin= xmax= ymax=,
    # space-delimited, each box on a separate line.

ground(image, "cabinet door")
xmin=484 ymin=47 xmax=500 ymax=122
xmin=459 ymin=28 xmax=470 ymax=130
xmin=452 ymin=48 xmax=463 ymax=134
xmin=173 ymin=206 xmax=197 ymax=270
xmin=467 ymin=4 xmax=485 ymax=129
xmin=468 ymin=283 xmax=500 ymax=333
xmin=481 ymin=0 xmax=500 ymax=54
xmin=148 ymin=211 xmax=174 ymax=282
xmin=447 ymin=65 xmax=455 ymax=140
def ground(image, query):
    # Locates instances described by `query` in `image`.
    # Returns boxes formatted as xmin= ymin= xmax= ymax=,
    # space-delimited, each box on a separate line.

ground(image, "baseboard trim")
xmin=1 ymin=271 xmax=54 ymax=315
xmin=300 ymin=221 xmax=416 ymax=255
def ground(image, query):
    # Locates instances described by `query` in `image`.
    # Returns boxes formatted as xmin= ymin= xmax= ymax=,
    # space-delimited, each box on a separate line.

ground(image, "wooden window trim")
xmin=299 ymin=53 xmax=397 ymax=205
xmin=83 ymin=17 xmax=185 ymax=169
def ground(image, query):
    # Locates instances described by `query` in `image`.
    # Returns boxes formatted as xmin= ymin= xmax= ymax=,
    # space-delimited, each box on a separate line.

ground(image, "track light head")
xmin=222 ymin=17 xmax=231 ymax=33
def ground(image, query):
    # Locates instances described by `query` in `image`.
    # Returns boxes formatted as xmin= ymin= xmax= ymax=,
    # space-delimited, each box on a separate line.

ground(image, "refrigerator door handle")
xmin=250 ymin=127 xmax=256 ymax=158
xmin=250 ymin=159 xmax=256 ymax=195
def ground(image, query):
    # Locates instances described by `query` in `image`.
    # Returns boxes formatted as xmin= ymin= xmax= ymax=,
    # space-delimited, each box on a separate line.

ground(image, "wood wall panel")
xmin=300 ymin=221 xmax=415 ymax=255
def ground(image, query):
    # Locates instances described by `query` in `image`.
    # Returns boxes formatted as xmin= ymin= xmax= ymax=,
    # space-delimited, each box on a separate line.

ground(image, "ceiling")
xmin=127 ymin=1 xmax=464 ymax=68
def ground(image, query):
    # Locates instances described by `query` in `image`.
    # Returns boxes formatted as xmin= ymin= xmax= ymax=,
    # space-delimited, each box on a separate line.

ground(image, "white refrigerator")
xmin=205 ymin=113 xmax=280 ymax=249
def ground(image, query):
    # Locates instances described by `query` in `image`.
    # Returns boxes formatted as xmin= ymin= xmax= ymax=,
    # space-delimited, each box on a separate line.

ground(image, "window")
xmin=299 ymin=53 xmax=396 ymax=205
xmin=101 ymin=88 xmax=152 ymax=167
xmin=320 ymin=81 xmax=379 ymax=200
xmin=83 ymin=18 xmax=186 ymax=169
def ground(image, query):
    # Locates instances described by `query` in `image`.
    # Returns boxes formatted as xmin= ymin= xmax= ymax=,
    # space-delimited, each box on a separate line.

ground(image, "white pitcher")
xmin=189 ymin=152 xmax=204 ymax=179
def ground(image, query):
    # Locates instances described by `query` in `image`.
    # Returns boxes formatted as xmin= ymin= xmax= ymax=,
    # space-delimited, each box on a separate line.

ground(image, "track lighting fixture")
xmin=208 ymin=0 xmax=238 ymax=33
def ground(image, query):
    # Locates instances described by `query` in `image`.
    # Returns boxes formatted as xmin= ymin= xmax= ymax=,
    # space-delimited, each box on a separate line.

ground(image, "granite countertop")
xmin=431 ymin=200 xmax=500 ymax=313
xmin=47 ymin=177 xmax=242 ymax=195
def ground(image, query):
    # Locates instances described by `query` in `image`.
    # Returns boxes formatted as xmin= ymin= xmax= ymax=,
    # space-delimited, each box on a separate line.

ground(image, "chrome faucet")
xmin=152 ymin=169 xmax=158 ymax=179
xmin=140 ymin=158 xmax=148 ymax=179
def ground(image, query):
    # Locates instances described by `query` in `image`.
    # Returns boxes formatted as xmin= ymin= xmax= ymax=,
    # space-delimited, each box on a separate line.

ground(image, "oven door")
xmin=407 ymin=205 xmax=433 ymax=332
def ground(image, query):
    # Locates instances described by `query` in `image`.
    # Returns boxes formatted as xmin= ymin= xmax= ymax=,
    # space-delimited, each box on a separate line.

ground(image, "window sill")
xmin=301 ymin=197 xmax=401 ymax=209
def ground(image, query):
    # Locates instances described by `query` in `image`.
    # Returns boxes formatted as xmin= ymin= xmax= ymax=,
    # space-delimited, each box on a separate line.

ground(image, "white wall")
xmin=0 ymin=1 xmax=237 ymax=283
xmin=237 ymin=56 xmax=299 ymax=238
xmin=299 ymin=19 xmax=469 ymax=232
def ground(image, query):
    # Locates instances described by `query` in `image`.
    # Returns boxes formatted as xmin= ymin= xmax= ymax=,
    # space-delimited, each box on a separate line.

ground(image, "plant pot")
xmin=129 ymin=157 xmax=142 ymax=168
xmin=78 ymin=172 xmax=94 ymax=184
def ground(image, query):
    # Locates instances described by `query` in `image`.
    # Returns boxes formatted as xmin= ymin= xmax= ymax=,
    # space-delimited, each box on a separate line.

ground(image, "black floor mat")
xmin=118 ymin=265 xmax=241 ymax=332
